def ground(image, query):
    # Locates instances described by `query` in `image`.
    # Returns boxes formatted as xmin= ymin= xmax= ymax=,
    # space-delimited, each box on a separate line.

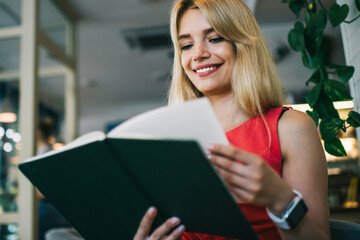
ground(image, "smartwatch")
xmin=266 ymin=189 xmax=308 ymax=230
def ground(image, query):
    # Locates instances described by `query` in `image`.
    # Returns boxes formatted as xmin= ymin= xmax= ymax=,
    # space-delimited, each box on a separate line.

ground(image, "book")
xmin=19 ymin=98 xmax=259 ymax=240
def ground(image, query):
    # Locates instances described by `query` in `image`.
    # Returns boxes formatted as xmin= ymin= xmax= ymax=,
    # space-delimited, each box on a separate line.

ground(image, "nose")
xmin=193 ymin=42 xmax=210 ymax=61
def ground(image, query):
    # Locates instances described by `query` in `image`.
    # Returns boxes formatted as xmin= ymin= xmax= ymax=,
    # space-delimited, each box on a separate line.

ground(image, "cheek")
xmin=181 ymin=54 xmax=191 ymax=71
xmin=215 ymin=43 xmax=236 ymax=63
xmin=181 ymin=59 xmax=185 ymax=71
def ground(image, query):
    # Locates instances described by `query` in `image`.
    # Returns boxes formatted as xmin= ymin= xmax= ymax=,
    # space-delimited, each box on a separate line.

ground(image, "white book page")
xmin=107 ymin=98 xmax=228 ymax=152
xmin=24 ymin=131 xmax=106 ymax=163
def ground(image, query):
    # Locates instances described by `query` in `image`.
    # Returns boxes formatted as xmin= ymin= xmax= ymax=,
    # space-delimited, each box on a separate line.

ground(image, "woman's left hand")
xmin=207 ymin=144 xmax=293 ymax=215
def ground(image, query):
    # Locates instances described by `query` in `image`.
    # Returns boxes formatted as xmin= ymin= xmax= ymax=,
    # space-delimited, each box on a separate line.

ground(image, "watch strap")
xmin=266 ymin=189 xmax=308 ymax=230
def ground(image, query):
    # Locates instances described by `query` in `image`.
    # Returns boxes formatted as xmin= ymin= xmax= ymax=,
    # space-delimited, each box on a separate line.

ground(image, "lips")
xmin=193 ymin=64 xmax=222 ymax=77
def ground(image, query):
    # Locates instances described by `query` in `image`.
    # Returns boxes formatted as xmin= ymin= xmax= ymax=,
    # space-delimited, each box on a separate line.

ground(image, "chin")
xmin=196 ymin=86 xmax=215 ymax=94
xmin=194 ymin=82 xmax=216 ymax=91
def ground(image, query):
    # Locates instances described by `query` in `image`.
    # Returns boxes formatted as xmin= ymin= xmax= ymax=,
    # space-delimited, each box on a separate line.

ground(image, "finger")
xmin=209 ymin=153 xmax=248 ymax=177
xmin=227 ymin=184 xmax=257 ymax=203
xmin=207 ymin=144 xmax=256 ymax=165
xmin=134 ymin=207 xmax=157 ymax=239
xmin=215 ymin=165 xmax=260 ymax=193
xmin=150 ymin=217 xmax=181 ymax=240
xmin=165 ymin=225 xmax=186 ymax=240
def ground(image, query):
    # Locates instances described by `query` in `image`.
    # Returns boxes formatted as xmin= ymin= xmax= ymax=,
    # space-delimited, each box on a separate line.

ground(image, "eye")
xmin=180 ymin=44 xmax=193 ymax=51
xmin=209 ymin=37 xmax=224 ymax=43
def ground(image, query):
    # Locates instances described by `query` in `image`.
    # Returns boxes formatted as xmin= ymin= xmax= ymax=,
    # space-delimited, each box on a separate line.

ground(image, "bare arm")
xmin=208 ymin=110 xmax=330 ymax=239
xmin=277 ymin=110 xmax=330 ymax=239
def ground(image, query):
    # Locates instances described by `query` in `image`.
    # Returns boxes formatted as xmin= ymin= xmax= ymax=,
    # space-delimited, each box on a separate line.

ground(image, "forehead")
xmin=178 ymin=9 xmax=212 ymax=35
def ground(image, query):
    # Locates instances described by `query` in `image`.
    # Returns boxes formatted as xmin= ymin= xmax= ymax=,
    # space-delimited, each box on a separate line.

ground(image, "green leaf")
xmin=329 ymin=4 xmax=349 ymax=27
xmin=288 ymin=22 xmax=305 ymax=52
xmin=305 ymin=10 xmax=327 ymax=56
xmin=320 ymin=117 xmax=345 ymax=141
xmin=305 ymin=10 xmax=312 ymax=24
xmin=356 ymin=0 xmax=360 ymax=12
xmin=306 ymin=83 xmax=322 ymax=107
xmin=324 ymin=79 xmax=353 ymax=101
xmin=302 ymin=51 xmax=319 ymax=69
xmin=294 ymin=21 xmax=305 ymax=35
xmin=324 ymin=138 xmax=347 ymax=157
xmin=346 ymin=111 xmax=360 ymax=127
xmin=318 ymin=65 xmax=328 ymax=80
xmin=306 ymin=110 xmax=319 ymax=127
xmin=289 ymin=0 xmax=305 ymax=18
xmin=306 ymin=69 xmax=321 ymax=86
xmin=329 ymin=64 xmax=355 ymax=84
xmin=313 ymin=94 xmax=339 ymax=119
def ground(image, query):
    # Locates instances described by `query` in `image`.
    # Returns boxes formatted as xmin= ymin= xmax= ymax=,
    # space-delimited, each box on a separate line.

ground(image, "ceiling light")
xmin=0 ymin=87 xmax=17 ymax=123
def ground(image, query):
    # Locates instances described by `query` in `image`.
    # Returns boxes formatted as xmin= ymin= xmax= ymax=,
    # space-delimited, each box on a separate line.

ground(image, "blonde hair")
xmin=168 ymin=0 xmax=285 ymax=116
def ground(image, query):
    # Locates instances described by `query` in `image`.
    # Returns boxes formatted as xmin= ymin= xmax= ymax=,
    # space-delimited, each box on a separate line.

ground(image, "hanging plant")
xmin=282 ymin=0 xmax=360 ymax=156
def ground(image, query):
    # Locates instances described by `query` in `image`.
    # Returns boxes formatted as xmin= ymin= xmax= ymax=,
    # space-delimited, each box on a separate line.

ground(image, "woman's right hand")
xmin=134 ymin=207 xmax=185 ymax=240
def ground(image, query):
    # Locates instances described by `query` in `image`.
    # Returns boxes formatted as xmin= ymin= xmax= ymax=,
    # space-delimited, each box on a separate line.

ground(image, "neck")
xmin=206 ymin=93 xmax=252 ymax=132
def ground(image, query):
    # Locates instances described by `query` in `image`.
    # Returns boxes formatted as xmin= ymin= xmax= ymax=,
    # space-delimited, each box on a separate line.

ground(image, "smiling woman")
xmin=133 ymin=0 xmax=331 ymax=239
xmin=178 ymin=9 xmax=235 ymax=97
xmin=168 ymin=0 xmax=285 ymax=118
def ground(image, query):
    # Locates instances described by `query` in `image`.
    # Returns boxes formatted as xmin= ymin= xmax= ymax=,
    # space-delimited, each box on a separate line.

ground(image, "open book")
xmin=19 ymin=98 xmax=258 ymax=240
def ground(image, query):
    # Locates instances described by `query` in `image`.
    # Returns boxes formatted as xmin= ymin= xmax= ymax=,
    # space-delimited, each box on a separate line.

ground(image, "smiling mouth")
xmin=193 ymin=64 xmax=222 ymax=73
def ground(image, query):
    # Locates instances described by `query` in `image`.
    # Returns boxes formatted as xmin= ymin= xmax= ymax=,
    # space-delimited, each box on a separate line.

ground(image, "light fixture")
xmin=12 ymin=132 xmax=21 ymax=142
xmin=6 ymin=128 xmax=14 ymax=138
xmin=0 ymin=112 xmax=17 ymax=123
xmin=0 ymin=90 xmax=17 ymax=123
xmin=3 ymin=142 xmax=13 ymax=152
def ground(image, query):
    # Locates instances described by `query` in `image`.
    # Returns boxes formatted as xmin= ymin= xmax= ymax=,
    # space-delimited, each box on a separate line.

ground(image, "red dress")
xmin=182 ymin=107 xmax=287 ymax=240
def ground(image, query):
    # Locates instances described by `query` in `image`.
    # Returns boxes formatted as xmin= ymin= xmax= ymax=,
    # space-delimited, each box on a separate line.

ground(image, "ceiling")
xmin=68 ymin=0 xmax=301 ymax=117
xmin=71 ymin=0 xmax=176 ymax=118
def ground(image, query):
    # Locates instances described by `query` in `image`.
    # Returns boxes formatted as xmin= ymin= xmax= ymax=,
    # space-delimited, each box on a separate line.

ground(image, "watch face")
xmin=287 ymin=199 xmax=308 ymax=229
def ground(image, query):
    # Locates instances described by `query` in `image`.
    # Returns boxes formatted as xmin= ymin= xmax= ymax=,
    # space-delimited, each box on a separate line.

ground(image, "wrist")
xmin=268 ymin=187 xmax=294 ymax=217
xmin=266 ymin=189 xmax=308 ymax=230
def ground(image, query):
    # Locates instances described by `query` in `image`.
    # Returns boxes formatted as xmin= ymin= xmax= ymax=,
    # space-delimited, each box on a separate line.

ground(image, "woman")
xmin=135 ymin=0 xmax=330 ymax=239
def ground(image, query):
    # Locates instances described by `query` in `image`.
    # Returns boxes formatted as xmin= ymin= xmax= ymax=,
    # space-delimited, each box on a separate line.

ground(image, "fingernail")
xmin=207 ymin=144 xmax=215 ymax=150
xmin=206 ymin=154 xmax=212 ymax=160
xmin=176 ymin=225 xmax=185 ymax=232
xmin=170 ymin=217 xmax=180 ymax=225
xmin=147 ymin=207 xmax=156 ymax=215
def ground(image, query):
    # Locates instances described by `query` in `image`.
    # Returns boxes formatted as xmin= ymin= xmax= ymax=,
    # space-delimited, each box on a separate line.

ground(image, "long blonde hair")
xmin=168 ymin=0 xmax=285 ymax=116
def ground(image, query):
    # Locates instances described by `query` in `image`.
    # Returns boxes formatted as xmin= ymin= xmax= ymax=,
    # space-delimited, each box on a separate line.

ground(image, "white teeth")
xmin=196 ymin=66 xmax=216 ymax=73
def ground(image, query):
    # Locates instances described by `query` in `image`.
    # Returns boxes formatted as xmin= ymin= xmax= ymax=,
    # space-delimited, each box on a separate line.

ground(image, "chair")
xmin=330 ymin=220 xmax=360 ymax=240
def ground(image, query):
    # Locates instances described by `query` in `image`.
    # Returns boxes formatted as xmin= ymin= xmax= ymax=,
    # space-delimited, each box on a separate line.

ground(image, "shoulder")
xmin=278 ymin=109 xmax=317 ymax=133
xmin=277 ymin=109 xmax=322 ymax=158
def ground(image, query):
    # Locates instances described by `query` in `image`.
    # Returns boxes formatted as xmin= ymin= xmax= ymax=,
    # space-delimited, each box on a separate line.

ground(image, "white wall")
xmin=339 ymin=0 xmax=360 ymax=109
xmin=339 ymin=0 xmax=360 ymax=155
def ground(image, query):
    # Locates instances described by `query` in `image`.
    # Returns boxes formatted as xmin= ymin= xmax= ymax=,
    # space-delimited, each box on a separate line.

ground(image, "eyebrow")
xmin=178 ymin=27 xmax=215 ymax=41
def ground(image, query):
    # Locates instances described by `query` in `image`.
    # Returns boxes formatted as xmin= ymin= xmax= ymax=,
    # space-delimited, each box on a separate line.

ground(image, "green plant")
xmin=283 ymin=0 xmax=360 ymax=156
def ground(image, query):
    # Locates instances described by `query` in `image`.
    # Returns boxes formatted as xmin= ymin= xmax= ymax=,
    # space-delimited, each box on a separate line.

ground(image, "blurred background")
xmin=0 ymin=0 xmax=359 ymax=239
xmin=66 ymin=0 xmax=344 ymax=134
